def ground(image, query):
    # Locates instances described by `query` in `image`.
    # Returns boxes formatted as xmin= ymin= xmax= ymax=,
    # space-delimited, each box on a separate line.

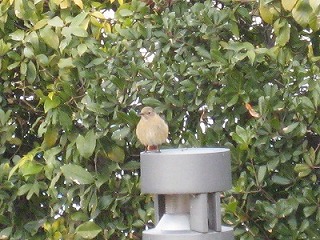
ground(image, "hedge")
xmin=0 ymin=0 xmax=319 ymax=239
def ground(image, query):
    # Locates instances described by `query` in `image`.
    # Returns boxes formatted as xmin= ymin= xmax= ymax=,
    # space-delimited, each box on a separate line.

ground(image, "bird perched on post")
xmin=136 ymin=106 xmax=168 ymax=152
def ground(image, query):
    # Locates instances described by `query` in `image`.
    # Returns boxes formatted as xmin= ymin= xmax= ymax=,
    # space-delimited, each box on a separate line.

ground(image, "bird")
xmin=136 ymin=106 xmax=168 ymax=152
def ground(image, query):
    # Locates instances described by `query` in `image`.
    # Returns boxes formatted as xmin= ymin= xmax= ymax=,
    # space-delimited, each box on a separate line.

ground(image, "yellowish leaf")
xmin=292 ymin=0 xmax=313 ymax=27
xmin=259 ymin=3 xmax=274 ymax=24
xmin=104 ymin=22 xmax=112 ymax=33
xmin=309 ymin=0 xmax=320 ymax=11
xmin=33 ymin=19 xmax=48 ymax=30
xmin=281 ymin=0 xmax=298 ymax=11
xmin=53 ymin=0 xmax=63 ymax=4
xmin=48 ymin=92 xmax=55 ymax=100
xmin=91 ymin=11 xmax=106 ymax=19
xmin=60 ymin=0 xmax=70 ymax=9
xmin=8 ymin=148 xmax=40 ymax=179
xmin=73 ymin=0 xmax=83 ymax=9
xmin=107 ymin=145 xmax=125 ymax=163
xmin=43 ymin=127 xmax=59 ymax=149
xmin=118 ymin=0 xmax=124 ymax=5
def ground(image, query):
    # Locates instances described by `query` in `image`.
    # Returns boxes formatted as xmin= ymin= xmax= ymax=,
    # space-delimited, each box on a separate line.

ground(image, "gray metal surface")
xmin=208 ymin=192 xmax=222 ymax=232
xmin=165 ymin=195 xmax=190 ymax=214
xmin=190 ymin=193 xmax=208 ymax=233
xmin=141 ymin=148 xmax=233 ymax=239
xmin=141 ymin=148 xmax=231 ymax=194
xmin=143 ymin=226 xmax=234 ymax=240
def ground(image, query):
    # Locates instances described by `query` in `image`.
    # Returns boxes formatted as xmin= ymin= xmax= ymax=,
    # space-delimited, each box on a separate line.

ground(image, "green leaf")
xmin=8 ymin=149 xmax=39 ymax=180
xmin=282 ymin=122 xmax=299 ymax=134
xmin=301 ymin=96 xmax=314 ymax=110
xmin=48 ymin=16 xmax=64 ymax=27
xmin=118 ymin=9 xmax=133 ymax=17
xmin=0 ymin=227 xmax=12 ymax=239
xmin=71 ymin=212 xmax=89 ymax=221
xmin=122 ymin=161 xmax=140 ymax=170
xmin=303 ymin=206 xmax=317 ymax=217
xmin=274 ymin=19 xmax=290 ymax=46
xmin=195 ymin=46 xmax=211 ymax=59
xmin=58 ymin=58 xmax=75 ymax=68
xmin=70 ymin=12 xmax=88 ymax=28
xmin=294 ymin=163 xmax=312 ymax=177
xmin=294 ymin=163 xmax=311 ymax=172
xmin=0 ymin=39 xmax=12 ymax=56
xmin=85 ymin=58 xmax=105 ymax=68
xmin=24 ymin=220 xmax=44 ymax=235
xmin=26 ymin=181 xmax=40 ymax=200
xmin=76 ymin=221 xmax=102 ymax=239
xmin=112 ymin=127 xmax=130 ymax=141
xmin=17 ymin=184 xmax=33 ymax=196
xmin=292 ymin=0 xmax=313 ymax=27
xmin=19 ymin=161 xmax=43 ymax=177
xmin=24 ymin=46 xmax=34 ymax=58
xmin=309 ymin=0 xmax=320 ymax=10
xmin=107 ymin=145 xmax=125 ymax=163
xmin=0 ymin=109 xmax=12 ymax=125
xmin=44 ymin=96 xmax=61 ymax=113
xmin=138 ymin=208 xmax=146 ymax=221
xmin=231 ymin=125 xmax=254 ymax=150
xmin=98 ymin=195 xmax=113 ymax=210
xmin=142 ymin=98 xmax=162 ymax=106
xmin=36 ymin=54 xmax=49 ymax=65
xmin=132 ymin=219 xmax=144 ymax=228
xmin=271 ymin=175 xmax=291 ymax=185
xmin=61 ymin=164 xmax=94 ymax=184
xmin=14 ymin=0 xmax=23 ymax=19
xmin=117 ymin=110 xmax=138 ymax=126
xmin=26 ymin=61 xmax=37 ymax=84
xmin=76 ymin=130 xmax=96 ymax=158
xmin=69 ymin=26 xmax=88 ymax=37
xmin=77 ymin=43 xmax=87 ymax=56
xmin=39 ymin=27 xmax=59 ymax=50
xmin=257 ymin=165 xmax=267 ymax=184
xmin=10 ymin=29 xmax=25 ymax=41
xmin=227 ymin=95 xmax=239 ymax=107
xmin=298 ymin=169 xmax=312 ymax=178
xmin=58 ymin=110 xmax=73 ymax=131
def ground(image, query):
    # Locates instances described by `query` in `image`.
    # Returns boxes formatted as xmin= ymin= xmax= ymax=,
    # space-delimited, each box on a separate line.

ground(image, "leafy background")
xmin=0 ymin=0 xmax=319 ymax=239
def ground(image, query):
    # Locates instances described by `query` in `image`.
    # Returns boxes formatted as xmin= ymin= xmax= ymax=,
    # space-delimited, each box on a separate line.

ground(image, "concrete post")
xmin=140 ymin=148 xmax=234 ymax=240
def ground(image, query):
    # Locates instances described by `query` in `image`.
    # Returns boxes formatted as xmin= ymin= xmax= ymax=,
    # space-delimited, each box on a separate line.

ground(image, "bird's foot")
xmin=146 ymin=145 xmax=160 ymax=152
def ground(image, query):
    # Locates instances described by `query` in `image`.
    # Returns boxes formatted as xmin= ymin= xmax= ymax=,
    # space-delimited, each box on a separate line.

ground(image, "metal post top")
xmin=141 ymin=147 xmax=229 ymax=156
xmin=140 ymin=147 xmax=232 ymax=194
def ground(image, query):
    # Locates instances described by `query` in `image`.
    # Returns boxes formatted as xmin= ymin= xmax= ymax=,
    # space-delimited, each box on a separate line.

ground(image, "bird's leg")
xmin=147 ymin=145 xmax=160 ymax=152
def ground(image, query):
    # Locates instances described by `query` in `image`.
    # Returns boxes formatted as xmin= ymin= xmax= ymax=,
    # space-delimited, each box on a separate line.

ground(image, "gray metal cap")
xmin=141 ymin=148 xmax=231 ymax=194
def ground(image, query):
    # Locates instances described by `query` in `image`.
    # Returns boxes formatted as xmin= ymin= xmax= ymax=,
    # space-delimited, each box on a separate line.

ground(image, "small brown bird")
xmin=136 ymin=106 xmax=168 ymax=152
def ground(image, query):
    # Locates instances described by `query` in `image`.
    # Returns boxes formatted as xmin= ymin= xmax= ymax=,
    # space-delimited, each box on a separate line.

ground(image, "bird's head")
xmin=139 ymin=106 xmax=155 ymax=120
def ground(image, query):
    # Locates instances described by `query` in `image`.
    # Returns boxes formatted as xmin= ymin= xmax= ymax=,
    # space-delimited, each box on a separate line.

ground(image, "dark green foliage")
xmin=0 ymin=0 xmax=319 ymax=239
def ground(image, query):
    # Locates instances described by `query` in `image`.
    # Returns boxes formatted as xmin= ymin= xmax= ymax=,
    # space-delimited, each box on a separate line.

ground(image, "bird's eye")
xmin=148 ymin=111 xmax=151 ymax=115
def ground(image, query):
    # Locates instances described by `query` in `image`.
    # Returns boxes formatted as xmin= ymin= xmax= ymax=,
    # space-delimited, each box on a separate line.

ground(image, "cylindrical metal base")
xmin=141 ymin=148 xmax=233 ymax=239
xmin=143 ymin=226 xmax=234 ymax=240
